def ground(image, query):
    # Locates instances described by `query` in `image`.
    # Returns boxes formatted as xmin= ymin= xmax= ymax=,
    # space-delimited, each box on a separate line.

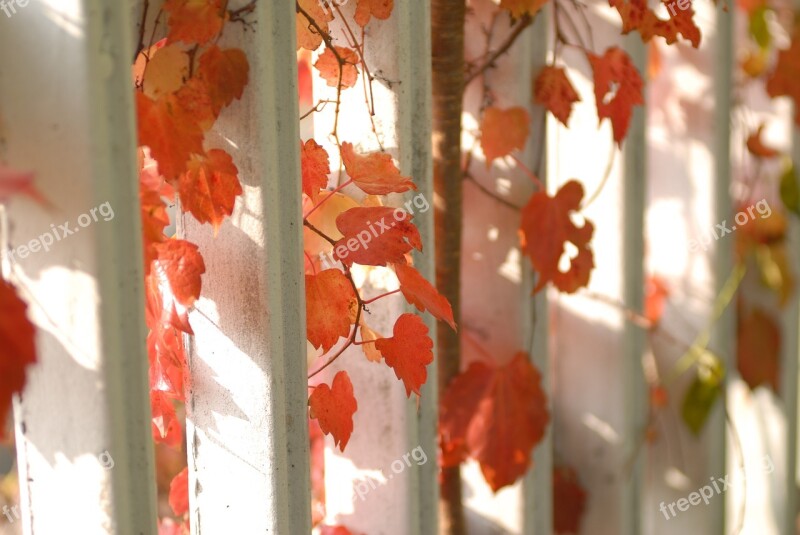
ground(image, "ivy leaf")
xmin=440 ymin=352 xmax=549 ymax=492
xmin=0 ymin=280 xmax=36 ymax=433
xmin=533 ymin=66 xmax=580 ymax=126
xmin=358 ymin=318 xmax=383 ymax=363
xmin=301 ymin=139 xmax=331 ymax=201
xmin=500 ymin=0 xmax=548 ymax=18
xmin=163 ymin=0 xmax=225 ymax=45
xmin=553 ymin=465 xmax=588 ymax=534
xmin=767 ymin=21 xmax=800 ymax=125
xmin=309 ymin=371 xmax=358 ymax=451
xmin=151 ymin=390 xmax=183 ymax=447
xmin=147 ymin=240 xmax=206 ymax=334
xmin=610 ymin=0 xmax=701 ymax=48
xmin=681 ymin=351 xmax=723 ymax=435
xmin=140 ymin=187 xmax=170 ymax=271
xmin=168 ymin=467 xmax=189 ymax=516
xmin=143 ymin=43 xmax=190 ymax=99
xmin=341 ymin=142 xmax=416 ymax=195
xmin=297 ymin=0 xmax=334 ymax=52
xmin=737 ymin=307 xmax=780 ymax=391
xmin=520 ymin=180 xmax=594 ymax=293
xmin=374 ymin=314 xmax=434 ymax=397
xmin=746 ymin=124 xmax=780 ymax=158
xmin=178 ymin=149 xmax=243 ymax=231
xmin=196 ymin=46 xmax=250 ymax=116
xmin=315 ymin=47 xmax=360 ymax=89
xmin=333 ymin=206 xmax=422 ymax=266
xmin=588 ymin=47 xmax=644 ymax=146
xmin=393 ymin=263 xmax=456 ymax=330
xmin=480 ymin=106 xmax=530 ymax=167
xmin=354 ymin=0 xmax=394 ymax=27
xmin=306 ymin=269 xmax=358 ymax=353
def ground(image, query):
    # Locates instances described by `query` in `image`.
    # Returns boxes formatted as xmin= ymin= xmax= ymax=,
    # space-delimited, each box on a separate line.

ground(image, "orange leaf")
xmin=333 ymin=206 xmax=422 ymax=266
xmin=553 ymin=465 xmax=587 ymax=534
xmin=394 ymin=263 xmax=456 ymax=330
xmin=309 ymin=371 xmax=358 ymax=451
xmin=440 ymin=352 xmax=549 ymax=491
xmin=480 ymin=106 xmax=530 ymax=167
xmin=746 ymin=124 xmax=781 ymax=158
xmin=301 ymin=139 xmax=331 ymax=201
xmin=644 ymin=275 xmax=669 ymax=325
xmin=175 ymin=77 xmax=218 ymax=132
xmin=354 ymin=0 xmax=394 ymax=26
xmin=178 ymin=149 xmax=243 ymax=230
xmin=0 ymin=280 xmax=36 ymax=433
xmin=143 ymin=43 xmax=190 ymax=99
xmin=737 ymin=307 xmax=780 ymax=391
xmin=533 ymin=66 xmax=580 ymax=126
xmin=151 ymin=390 xmax=183 ymax=447
xmin=163 ymin=0 xmax=225 ymax=45
xmin=137 ymin=92 xmax=204 ymax=180
xmin=520 ymin=180 xmax=594 ymax=293
xmin=315 ymin=47 xmax=360 ymax=89
xmin=374 ymin=314 xmax=433 ymax=397
xmin=196 ymin=46 xmax=250 ymax=115
xmin=341 ymin=142 xmax=416 ymax=195
xmin=588 ymin=47 xmax=644 ymax=146
xmin=297 ymin=0 xmax=334 ymax=52
xmin=306 ymin=269 xmax=358 ymax=352
xmin=610 ymin=0 xmax=701 ymax=48
xmin=500 ymin=0 xmax=548 ymax=17
xmin=140 ymin=187 xmax=170 ymax=270
xmin=358 ymin=318 xmax=383 ymax=363
xmin=168 ymin=467 xmax=189 ymax=516
xmin=147 ymin=240 xmax=206 ymax=334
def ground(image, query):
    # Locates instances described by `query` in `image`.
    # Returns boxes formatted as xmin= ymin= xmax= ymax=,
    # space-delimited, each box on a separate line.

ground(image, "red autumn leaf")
xmin=440 ymin=352 xmax=549 ymax=491
xmin=151 ymin=390 xmax=183 ymax=447
xmin=737 ymin=307 xmax=780 ymax=391
xmin=333 ymin=206 xmax=422 ymax=266
xmin=137 ymin=92 xmax=204 ymax=180
xmin=309 ymin=371 xmax=358 ymax=451
xmin=163 ymin=0 xmax=225 ymax=45
xmin=644 ymin=275 xmax=669 ymax=325
xmin=611 ymin=0 xmax=701 ymax=48
xmin=341 ymin=142 xmax=416 ymax=195
xmin=178 ymin=149 xmax=243 ymax=230
xmin=306 ymin=269 xmax=358 ymax=352
xmin=148 ymin=327 xmax=187 ymax=400
xmin=315 ymin=47 xmax=360 ymax=89
xmin=520 ymin=180 xmax=594 ymax=293
xmin=298 ymin=51 xmax=314 ymax=106
xmin=297 ymin=0 xmax=334 ymax=52
xmin=147 ymin=240 xmax=206 ymax=334
xmin=588 ymin=47 xmax=644 ymax=146
xmin=354 ymin=0 xmax=394 ymax=27
xmin=393 ymin=263 xmax=456 ymax=330
xmin=140 ymin=187 xmax=170 ymax=271
xmin=500 ymin=0 xmax=548 ymax=18
xmin=374 ymin=314 xmax=434 ymax=397
xmin=553 ymin=465 xmax=587 ymax=534
xmin=0 ymin=280 xmax=36 ymax=433
xmin=320 ymin=526 xmax=354 ymax=535
xmin=301 ymin=139 xmax=331 ymax=201
xmin=175 ymin=77 xmax=218 ymax=132
xmin=746 ymin=124 xmax=781 ymax=158
xmin=169 ymin=467 xmax=189 ymax=516
xmin=195 ymin=46 xmax=250 ymax=115
xmin=533 ymin=66 xmax=580 ymax=126
xmin=480 ymin=106 xmax=530 ymax=167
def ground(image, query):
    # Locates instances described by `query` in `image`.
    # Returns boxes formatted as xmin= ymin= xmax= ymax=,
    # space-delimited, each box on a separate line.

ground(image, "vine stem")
xmin=464 ymin=13 xmax=533 ymax=84
xmin=303 ymin=179 xmax=354 ymax=219
xmin=362 ymin=289 xmax=400 ymax=304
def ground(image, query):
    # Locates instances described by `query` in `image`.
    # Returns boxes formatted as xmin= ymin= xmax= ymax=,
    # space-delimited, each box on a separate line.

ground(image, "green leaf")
xmin=749 ymin=7 xmax=772 ymax=51
xmin=681 ymin=351 xmax=724 ymax=435
xmin=779 ymin=163 xmax=800 ymax=217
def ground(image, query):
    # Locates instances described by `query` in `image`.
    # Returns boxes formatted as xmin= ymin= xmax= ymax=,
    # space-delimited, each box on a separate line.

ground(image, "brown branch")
xmin=464 ymin=14 xmax=533 ymax=84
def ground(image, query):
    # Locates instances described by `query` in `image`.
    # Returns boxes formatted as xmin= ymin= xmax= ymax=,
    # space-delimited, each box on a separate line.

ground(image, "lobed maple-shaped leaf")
xmin=143 ymin=43 xmax=189 ymax=99
xmin=500 ymin=0 xmax=548 ymax=18
xmin=147 ymin=240 xmax=206 ymax=335
xmin=746 ymin=124 xmax=781 ymax=158
xmin=136 ymin=92 xmax=204 ymax=180
xmin=169 ymin=467 xmax=189 ymax=516
xmin=163 ymin=0 xmax=225 ymax=45
xmin=306 ymin=269 xmax=358 ymax=352
xmin=354 ymin=0 xmax=394 ymax=27
xmin=374 ymin=314 xmax=433 ymax=397
xmin=297 ymin=0 xmax=334 ymax=52
xmin=309 ymin=371 xmax=358 ymax=451
xmin=480 ymin=106 xmax=530 ymax=167
xmin=333 ymin=206 xmax=422 ymax=266
xmin=553 ymin=465 xmax=587 ymax=534
xmin=440 ymin=352 xmax=549 ymax=491
xmin=610 ymin=0 xmax=701 ymax=48
xmin=520 ymin=180 xmax=594 ymax=293
xmin=533 ymin=66 xmax=580 ymax=126
xmin=341 ymin=142 xmax=415 ymax=195
xmin=315 ymin=47 xmax=360 ymax=89
xmin=195 ymin=46 xmax=250 ymax=116
xmin=301 ymin=140 xmax=331 ymax=201
xmin=588 ymin=47 xmax=644 ymax=146
xmin=178 ymin=149 xmax=243 ymax=231
xmin=0 ymin=280 xmax=36 ymax=433
xmin=394 ymin=263 xmax=456 ymax=330
xmin=737 ymin=307 xmax=780 ymax=391
xmin=151 ymin=390 xmax=183 ymax=447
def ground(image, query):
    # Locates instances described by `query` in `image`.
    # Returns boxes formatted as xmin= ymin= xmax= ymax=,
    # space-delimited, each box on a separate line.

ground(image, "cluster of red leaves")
xmin=609 ymin=0 xmax=701 ymax=48
xmin=134 ymin=2 xmax=249 ymax=528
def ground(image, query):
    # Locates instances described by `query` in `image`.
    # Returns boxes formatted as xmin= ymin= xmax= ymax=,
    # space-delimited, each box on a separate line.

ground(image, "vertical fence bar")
xmin=709 ymin=2 xmax=735 ymax=533
xmin=182 ymin=0 xmax=310 ymax=532
xmin=620 ymin=33 xmax=648 ymax=535
xmin=0 ymin=0 xmax=157 ymax=532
